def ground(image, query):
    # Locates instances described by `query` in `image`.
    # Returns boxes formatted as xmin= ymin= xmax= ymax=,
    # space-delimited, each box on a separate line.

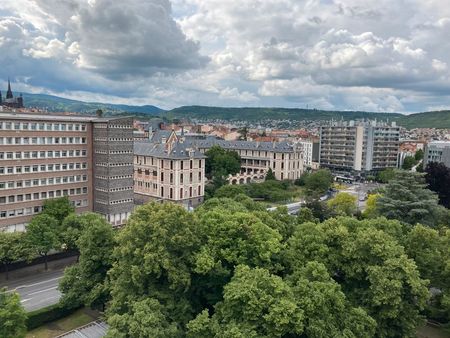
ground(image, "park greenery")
xmin=204 ymin=145 xmax=241 ymax=197
xmin=0 ymin=288 xmax=27 ymax=338
xmin=1 ymin=167 xmax=450 ymax=337
xmin=55 ymin=169 xmax=450 ymax=337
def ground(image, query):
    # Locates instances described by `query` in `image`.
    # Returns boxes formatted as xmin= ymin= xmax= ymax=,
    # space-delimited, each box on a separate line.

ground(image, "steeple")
xmin=6 ymin=77 xmax=13 ymax=99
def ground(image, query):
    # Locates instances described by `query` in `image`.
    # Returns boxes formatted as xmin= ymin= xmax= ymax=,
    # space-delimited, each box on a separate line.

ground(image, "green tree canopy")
xmin=59 ymin=214 xmax=115 ymax=310
xmin=285 ymin=217 xmax=429 ymax=337
xmin=42 ymin=196 xmax=75 ymax=225
xmin=0 ymin=232 xmax=32 ymax=280
xmin=0 ymin=288 xmax=27 ymax=338
xmin=26 ymin=213 xmax=59 ymax=270
xmin=327 ymin=192 xmax=357 ymax=216
xmin=265 ymin=168 xmax=276 ymax=181
xmin=376 ymin=168 xmax=396 ymax=183
xmin=425 ymin=161 xmax=450 ymax=208
xmin=402 ymin=156 xmax=418 ymax=170
xmin=205 ymin=145 xmax=241 ymax=179
xmin=304 ymin=169 xmax=333 ymax=198
xmin=376 ymin=171 xmax=445 ymax=226
xmin=107 ymin=203 xmax=199 ymax=333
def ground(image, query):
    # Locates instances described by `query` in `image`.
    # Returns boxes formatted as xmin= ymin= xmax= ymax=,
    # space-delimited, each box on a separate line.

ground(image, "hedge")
xmin=26 ymin=303 xmax=81 ymax=330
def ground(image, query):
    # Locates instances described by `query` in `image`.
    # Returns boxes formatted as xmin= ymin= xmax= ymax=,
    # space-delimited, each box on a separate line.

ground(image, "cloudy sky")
xmin=1 ymin=0 xmax=450 ymax=112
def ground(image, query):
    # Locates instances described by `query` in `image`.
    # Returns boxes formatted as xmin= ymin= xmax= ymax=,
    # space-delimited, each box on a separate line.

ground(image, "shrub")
xmin=26 ymin=303 xmax=81 ymax=330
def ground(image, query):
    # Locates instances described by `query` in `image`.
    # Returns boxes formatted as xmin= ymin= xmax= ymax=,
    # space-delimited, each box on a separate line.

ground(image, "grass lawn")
xmin=417 ymin=324 xmax=450 ymax=338
xmin=26 ymin=308 xmax=99 ymax=338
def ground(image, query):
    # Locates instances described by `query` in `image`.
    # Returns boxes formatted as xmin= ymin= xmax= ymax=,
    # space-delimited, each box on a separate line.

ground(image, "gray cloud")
xmin=1 ymin=0 xmax=450 ymax=111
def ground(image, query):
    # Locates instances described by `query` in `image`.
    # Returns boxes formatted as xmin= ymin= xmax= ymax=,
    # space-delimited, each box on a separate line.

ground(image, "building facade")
xmin=0 ymin=113 xmax=133 ymax=231
xmin=134 ymin=131 xmax=206 ymax=208
xmin=424 ymin=141 xmax=450 ymax=168
xmin=133 ymin=129 xmax=304 ymax=205
xmin=319 ymin=120 xmax=400 ymax=176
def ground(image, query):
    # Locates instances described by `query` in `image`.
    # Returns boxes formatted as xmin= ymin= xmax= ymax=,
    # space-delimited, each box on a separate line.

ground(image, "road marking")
xmin=13 ymin=276 xmax=63 ymax=291
xmin=20 ymin=298 xmax=31 ymax=303
xmin=28 ymin=286 xmax=58 ymax=296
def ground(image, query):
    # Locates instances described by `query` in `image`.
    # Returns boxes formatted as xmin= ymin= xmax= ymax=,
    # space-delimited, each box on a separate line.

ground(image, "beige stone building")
xmin=134 ymin=131 xmax=206 ymax=208
xmin=133 ymin=130 xmax=304 ymax=205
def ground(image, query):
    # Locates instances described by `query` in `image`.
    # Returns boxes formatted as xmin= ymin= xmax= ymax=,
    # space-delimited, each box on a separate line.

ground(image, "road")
xmin=1 ymin=269 xmax=64 ymax=311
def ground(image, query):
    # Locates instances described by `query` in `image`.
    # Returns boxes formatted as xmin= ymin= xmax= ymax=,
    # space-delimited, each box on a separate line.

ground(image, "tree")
xmin=304 ymin=169 xmax=333 ymax=198
xmin=205 ymin=145 xmax=240 ymax=180
xmin=238 ymin=126 xmax=249 ymax=141
xmin=285 ymin=217 xmax=429 ymax=337
xmin=415 ymin=148 xmax=424 ymax=161
xmin=376 ymin=168 xmax=396 ymax=183
xmin=107 ymin=203 xmax=199 ymax=332
xmin=42 ymin=196 xmax=75 ymax=225
xmin=106 ymin=298 xmax=180 ymax=338
xmin=0 ymin=232 xmax=31 ymax=280
xmin=297 ymin=207 xmax=318 ymax=224
xmin=26 ymin=213 xmax=59 ymax=270
xmin=213 ymin=184 xmax=245 ymax=198
xmin=362 ymin=193 xmax=380 ymax=219
xmin=59 ymin=214 xmax=115 ymax=310
xmin=376 ymin=171 xmax=445 ymax=226
xmin=402 ymin=156 xmax=417 ymax=170
xmin=425 ymin=161 xmax=450 ymax=208
xmin=327 ymin=192 xmax=357 ymax=216
xmin=0 ymin=288 xmax=27 ymax=338
xmin=265 ymin=168 xmax=276 ymax=181
xmin=188 ymin=264 xmax=375 ymax=338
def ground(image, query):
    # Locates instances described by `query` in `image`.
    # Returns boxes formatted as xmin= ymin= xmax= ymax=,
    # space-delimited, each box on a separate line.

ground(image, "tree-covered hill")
xmin=22 ymin=93 xmax=164 ymax=115
xmin=167 ymin=106 xmax=450 ymax=129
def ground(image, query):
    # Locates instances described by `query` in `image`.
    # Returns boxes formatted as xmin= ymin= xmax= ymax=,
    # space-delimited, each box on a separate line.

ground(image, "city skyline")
xmin=0 ymin=0 xmax=449 ymax=112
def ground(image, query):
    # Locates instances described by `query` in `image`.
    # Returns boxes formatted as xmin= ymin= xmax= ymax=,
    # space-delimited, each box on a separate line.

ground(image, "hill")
xmin=168 ymin=106 xmax=450 ymax=129
xmin=399 ymin=110 xmax=450 ymax=129
xmin=22 ymin=93 xmax=164 ymax=115
xmin=167 ymin=106 xmax=404 ymax=122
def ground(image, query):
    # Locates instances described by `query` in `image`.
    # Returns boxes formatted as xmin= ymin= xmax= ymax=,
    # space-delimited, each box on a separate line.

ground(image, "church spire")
xmin=6 ymin=77 xmax=13 ymax=99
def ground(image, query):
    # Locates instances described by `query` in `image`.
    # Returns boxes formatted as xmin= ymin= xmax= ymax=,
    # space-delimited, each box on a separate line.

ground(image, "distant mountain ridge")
xmin=16 ymin=93 xmax=450 ymax=129
xmin=22 ymin=93 xmax=164 ymax=115
xmin=168 ymin=106 xmax=450 ymax=129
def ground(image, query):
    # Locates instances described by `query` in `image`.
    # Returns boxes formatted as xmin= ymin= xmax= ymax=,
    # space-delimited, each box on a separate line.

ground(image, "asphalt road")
xmin=1 ymin=269 xmax=64 ymax=311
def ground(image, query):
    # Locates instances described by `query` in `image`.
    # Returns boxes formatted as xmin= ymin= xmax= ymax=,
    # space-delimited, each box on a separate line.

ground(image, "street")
xmin=0 ymin=269 xmax=64 ymax=311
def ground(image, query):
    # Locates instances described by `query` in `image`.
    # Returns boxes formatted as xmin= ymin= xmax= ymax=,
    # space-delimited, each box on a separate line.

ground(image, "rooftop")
xmin=0 ymin=112 xmax=131 ymax=122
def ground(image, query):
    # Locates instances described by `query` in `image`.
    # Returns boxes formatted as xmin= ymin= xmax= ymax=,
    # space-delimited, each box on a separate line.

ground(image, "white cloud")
xmin=0 ymin=0 xmax=449 ymax=111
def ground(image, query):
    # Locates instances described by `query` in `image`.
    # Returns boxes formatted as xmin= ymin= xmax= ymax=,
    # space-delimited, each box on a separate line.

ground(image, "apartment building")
xmin=319 ymin=120 xmax=400 ymax=176
xmin=0 ymin=113 xmax=133 ymax=231
xmin=134 ymin=131 xmax=206 ymax=207
xmin=424 ymin=141 xmax=450 ymax=168
xmin=297 ymin=140 xmax=313 ymax=167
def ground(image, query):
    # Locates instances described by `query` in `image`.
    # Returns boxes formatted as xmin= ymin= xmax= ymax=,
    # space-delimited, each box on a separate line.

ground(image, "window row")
xmin=0 ymin=175 xmax=88 ymax=190
xmin=94 ymin=150 xmax=132 ymax=155
xmin=0 ymin=136 xmax=87 ymax=145
xmin=95 ymin=186 xmax=133 ymax=193
xmin=0 ymin=121 xmax=86 ymax=131
xmin=0 ymin=162 xmax=87 ymax=175
xmin=0 ymin=187 xmax=88 ymax=205
xmin=95 ymin=198 xmax=133 ymax=205
xmin=0 ymin=149 xmax=87 ymax=160
xmin=94 ymin=138 xmax=133 ymax=142
xmin=96 ymin=163 xmax=133 ymax=167
xmin=0 ymin=199 xmax=88 ymax=220
xmin=95 ymin=175 xmax=133 ymax=180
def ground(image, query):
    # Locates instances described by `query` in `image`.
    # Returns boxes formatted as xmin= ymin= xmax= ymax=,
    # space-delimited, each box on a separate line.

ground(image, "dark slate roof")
xmin=134 ymin=140 xmax=206 ymax=160
xmin=149 ymin=130 xmax=172 ymax=143
xmin=184 ymin=138 xmax=295 ymax=152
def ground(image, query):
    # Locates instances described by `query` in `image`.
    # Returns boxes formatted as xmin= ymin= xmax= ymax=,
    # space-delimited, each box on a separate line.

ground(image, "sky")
xmin=0 ymin=0 xmax=450 ymax=112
